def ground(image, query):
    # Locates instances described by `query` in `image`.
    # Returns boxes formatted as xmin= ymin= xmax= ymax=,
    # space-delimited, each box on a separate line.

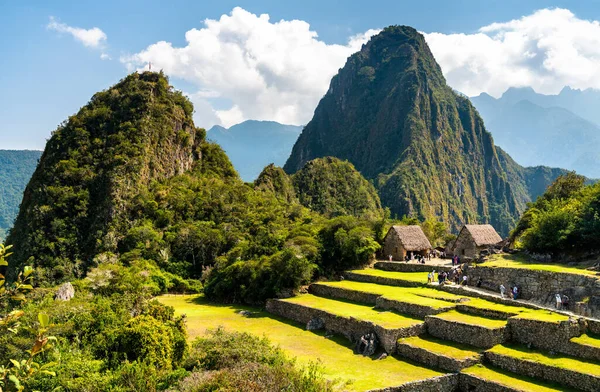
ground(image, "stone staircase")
xmin=265 ymin=262 xmax=600 ymax=391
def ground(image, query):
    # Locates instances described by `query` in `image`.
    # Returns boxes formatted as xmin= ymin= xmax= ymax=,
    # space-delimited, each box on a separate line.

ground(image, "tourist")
xmin=427 ymin=272 xmax=432 ymax=284
xmin=389 ymin=254 xmax=393 ymax=262
xmin=512 ymin=286 xmax=519 ymax=300
xmin=562 ymin=295 xmax=570 ymax=310
xmin=500 ymin=284 xmax=506 ymax=298
xmin=462 ymin=275 xmax=468 ymax=286
xmin=476 ymin=277 xmax=482 ymax=288
xmin=555 ymin=293 xmax=562 ymax=309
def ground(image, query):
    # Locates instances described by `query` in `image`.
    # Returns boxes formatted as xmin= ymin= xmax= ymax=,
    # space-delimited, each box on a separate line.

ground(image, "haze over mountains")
xmin=471 ymin=87 xmax=600 ymax=178
xmin=207 ymin=121 xmax=303 ymax=182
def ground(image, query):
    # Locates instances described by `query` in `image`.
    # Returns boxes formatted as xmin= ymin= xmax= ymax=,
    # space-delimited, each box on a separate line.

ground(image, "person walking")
xmin=555 ymin=293 xmax=562 ymax=309
xmin=500 ymin=284 xmax=506 ymax=298
xmin=389 ymin=254 xmax=393 ymax=262
xmin=512 ymin=286 xmax=519 ymax=300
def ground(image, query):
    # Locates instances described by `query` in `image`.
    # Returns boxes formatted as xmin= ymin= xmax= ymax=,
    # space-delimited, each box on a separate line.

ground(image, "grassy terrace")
xmin=489 ymin=344 xmax=600 ymax=376
xmin=431 ymin=309 xmax=507 ymax=329
xmin=462 ymin=364 xmax=575 ymax=392
xmin=280 ymin=294 xmax=423 ymax=328
xmin=462 ymin=298 xmax=570 ymax=322
xmin=158 ymin=294 xmax=443 ymax=391
xmin=483 ymin=254 xmax=600 ymax=277
xmin=398 ymin=335 xmax=482 ymax=359
xmin=346 ymin=269 xmax=429 ymax=283
xmin=571 ymin=333 xmax=600 ymax=349
xmin=314 ymin=280 xmax=461 ymax=308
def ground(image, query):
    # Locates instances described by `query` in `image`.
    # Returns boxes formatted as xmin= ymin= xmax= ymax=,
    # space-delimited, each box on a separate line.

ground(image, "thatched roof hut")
xmin=383 ymin=225 xmax=432 ymax=260
xmin=452 ymin=224 xmax=502 ymax=259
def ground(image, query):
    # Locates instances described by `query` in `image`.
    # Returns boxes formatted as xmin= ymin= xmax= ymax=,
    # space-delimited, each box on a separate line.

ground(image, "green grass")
xmin=571 ymin=333 xmax=600 ymax=349
xmin=314 ymin=280 xmax=460 ymax=309
xmin=398 ymin=335 xmax=482 ymax=360
xmin=158 ymin=294 xmax=444 ymax=391
xmin=483 ymin=254 xmax=600 ymax=277
xmin=431 ymin=310 xmax=507 ymax=329
xmin=280 ymin=294 xmax=424 ymax=328
xmin=462 ymin=364 xmax=575 ymax=392
xmin=462 ymin=298 xmax=569 ymax=323
xmin=489 ymin=344 xmax=600 ymax=376
xmin=346 ymin=269 xmax=429 ymax=283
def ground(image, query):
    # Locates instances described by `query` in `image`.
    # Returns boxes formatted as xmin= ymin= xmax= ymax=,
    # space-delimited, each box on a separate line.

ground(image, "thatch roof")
xmin=388 ymin=225 xmax=432 ymax=251
xmin=462 ymin=224 xmax=503 ymax=246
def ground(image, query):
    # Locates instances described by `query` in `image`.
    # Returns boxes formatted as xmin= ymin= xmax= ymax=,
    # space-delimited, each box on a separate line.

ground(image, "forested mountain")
xmin=208 ymin=120 xmax=302 ymax=182
xmin=471 ymin=90 xmax=600 ymax=178
xmin=285 ymin=26 xmax=565 ymax=236
xmin=0 ymin=150 xmax=42 ymax=241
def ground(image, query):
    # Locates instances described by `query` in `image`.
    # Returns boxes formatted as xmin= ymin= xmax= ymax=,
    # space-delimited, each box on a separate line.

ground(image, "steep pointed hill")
xmin=6 ymin=72 xmax=213 ymax=281
xmin=285 ymin=26 xmax=563 ymax=235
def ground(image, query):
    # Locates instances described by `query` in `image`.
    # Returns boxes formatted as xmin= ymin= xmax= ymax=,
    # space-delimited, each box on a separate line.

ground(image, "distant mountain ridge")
xmin=471 ymin=87 xmax=600 ymax=178
xmin=0 ymin=150 xmax=42 ymax=241
xmin=285 ymin=26 xmax=566 ymax=236
xmin=208 ymin=120 xmax=302 ymax=182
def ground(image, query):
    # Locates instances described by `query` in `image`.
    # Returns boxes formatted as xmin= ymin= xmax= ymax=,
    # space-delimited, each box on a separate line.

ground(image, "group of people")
xmin=451 ymin=255 xmax=461 ymax=266
xmin=427 ymin=267 xmax=468 ymax=286
xmin=555 ymin=293 xmax=570 ymax=310
xmin=499 ymin=284 xmax=520 ymax=300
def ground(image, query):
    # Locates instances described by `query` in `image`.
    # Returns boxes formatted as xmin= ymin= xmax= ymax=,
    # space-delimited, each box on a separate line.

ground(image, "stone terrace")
xmin=265 ymin=261 xmax=600 ymax=391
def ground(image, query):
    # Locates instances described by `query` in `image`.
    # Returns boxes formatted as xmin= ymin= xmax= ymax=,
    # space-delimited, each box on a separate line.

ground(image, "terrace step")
xmin=457 ymin=298 xmax=535 ymax=320
xmin=265 ymin=294 xmax=424 ymax=353
xmin=568 ymin=333 xmax=600 ymax=361
xmin=396 ymin=335 xmax=482 ymax=372
xmin=309 ymin=281 xmax=459 ymax=318
xmin=425 ymin=310 xmax=508 ymax=348
xmin=343 ymin=269 xmax=428 ymax=288
xmin=485 ymin=344 xmax=600 ymax=392
xmin=374 ymin=260 xmax=453 ymax=273
xmin=460 ymin=364 xmax=575 ymax=392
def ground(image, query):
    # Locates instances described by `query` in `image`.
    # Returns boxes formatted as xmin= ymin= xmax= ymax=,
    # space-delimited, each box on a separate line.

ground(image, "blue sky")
xmin=2 ymin=0 xmax=600 ymax=150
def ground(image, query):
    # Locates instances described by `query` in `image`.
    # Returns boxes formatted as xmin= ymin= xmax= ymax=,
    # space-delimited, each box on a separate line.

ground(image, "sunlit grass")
xmin=158 ymin=294 xmax=444 ymax=391
xmin=398 ymin=335 xmax=482 ymax=360
xmin=483 ymin=254 xmax=600 ymax=277
xmin=489 ymin=344 xmax=600 ymax=376
xmin=431 ymin=309 xmax=507 ymax=329
xmin=346 ymin=269 xmax=429 ymax=283
xmin=571 ymin=333 xmax=600 ymax=349
xmin=463 ymin=364 xmax=575 ymax=392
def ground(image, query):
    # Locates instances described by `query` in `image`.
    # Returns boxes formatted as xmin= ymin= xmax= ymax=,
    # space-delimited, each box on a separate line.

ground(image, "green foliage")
xmin=512 ymin=173 xmax=600 ymax=254
xmin=292 ymin=157 xmax=383 ymax=219
xmin=177 ymin=328 xmax=336 ymax=392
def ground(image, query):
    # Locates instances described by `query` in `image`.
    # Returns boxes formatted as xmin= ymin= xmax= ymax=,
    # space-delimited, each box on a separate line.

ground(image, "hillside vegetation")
xmin=285 ymin=26 xmax=564 ymax=236
xmin=0 ymin=150 xmax=41 ymax=241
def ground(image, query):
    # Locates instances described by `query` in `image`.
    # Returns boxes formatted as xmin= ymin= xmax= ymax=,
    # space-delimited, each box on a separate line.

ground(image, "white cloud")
xmin=47 ymin=16 xmax=109 ymax=58
xmin=424 ymin=8 xmax=600 ymax=97
xmin=122 ymin=7 xmax=379 ymax=128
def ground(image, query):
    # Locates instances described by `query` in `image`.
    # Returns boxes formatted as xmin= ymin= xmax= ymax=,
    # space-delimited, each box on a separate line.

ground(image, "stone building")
xmin=452 ymin=224 xmax=502 ymax=259
xmin=383 ymin=225 xmax=432 ymax=260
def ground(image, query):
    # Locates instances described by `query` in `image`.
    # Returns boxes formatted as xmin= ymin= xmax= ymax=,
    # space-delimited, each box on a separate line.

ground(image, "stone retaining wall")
xmin=308 ymin=283 xmax=379 ymax=305
xmin=458 ymin=373 xmax=526 ymax=392
xmin=456 ymin=304 xmax=516 ymax=320
xmin=485 ymin=350 xmax=600 ymax=392
xmin=377 ymin=296 xmax=454 ymax=318
xmin=395 ymin=341 xmax=480 ymax=372
xmin=464 ymin=265 xmax=600 ymax=317
xmin=368 ymin=374 xmax=458 ymax=392
xmin=265 ymin=299 xmax=424 ymax=353
xmin=425 ymin=316 xmax=508 ymax=348
xmin=375 ymin=261 xmax=453 ymax=273
xmin=344 ymin=271 xmax=424 ymax=287
xmin=507 ymin=317 xmax=583 ymax=354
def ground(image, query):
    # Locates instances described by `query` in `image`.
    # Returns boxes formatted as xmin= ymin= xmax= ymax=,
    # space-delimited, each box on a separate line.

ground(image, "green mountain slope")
xmin=6 ymin=72 xmax=207 ymax=281
xmin=285 ymin=26 xmax=563 ymax=235
xmin=0 ymin=150 xmax=42 ymax=240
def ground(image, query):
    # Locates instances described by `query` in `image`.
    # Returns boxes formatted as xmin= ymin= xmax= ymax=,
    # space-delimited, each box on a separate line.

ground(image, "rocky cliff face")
xmin=285 ymin=26 xmax=563 ymax=235
xmin=7 ymin=72 xmax=204 ymax=281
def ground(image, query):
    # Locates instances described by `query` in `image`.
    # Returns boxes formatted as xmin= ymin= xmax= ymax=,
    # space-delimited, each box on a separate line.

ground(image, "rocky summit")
xmin=285 ymin=26 xmax=565 ymax=235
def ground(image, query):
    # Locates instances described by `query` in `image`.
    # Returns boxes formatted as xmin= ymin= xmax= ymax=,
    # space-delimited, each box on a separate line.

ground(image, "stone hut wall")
xmin=452 ymin=231 xmax=480 ymax=259
xmin=383 ymin=231 xmax=406 ymax=260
